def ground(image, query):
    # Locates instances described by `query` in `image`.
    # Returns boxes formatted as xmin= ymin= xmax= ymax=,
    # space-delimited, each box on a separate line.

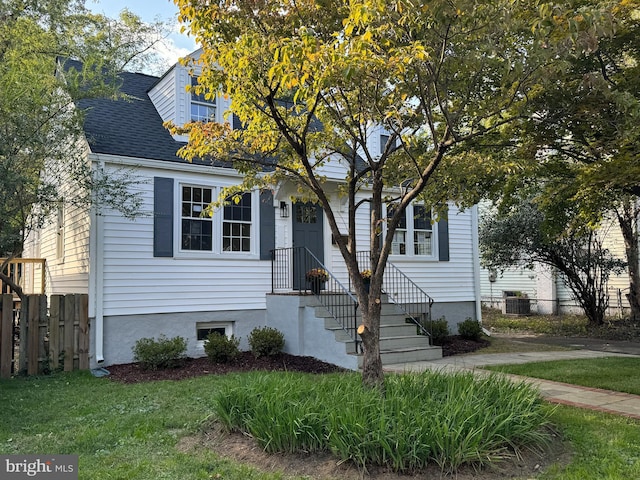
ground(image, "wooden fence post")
xmin=0 ymin=294 xmax=13 ymax=379
xmin=78 ymin=295 xmax=89 ymax=370
xmin=19 ymin=300 xmax=27 ymax=374
xmin=50 ymin=295 xmax=61 ymax=371
xmin=64 ymin=294 xmax=75 ymax=372
xmin=37 ymin=295 xmax=47 ymax=373
xmin=27 ymin=295 xmax=40 ymax=375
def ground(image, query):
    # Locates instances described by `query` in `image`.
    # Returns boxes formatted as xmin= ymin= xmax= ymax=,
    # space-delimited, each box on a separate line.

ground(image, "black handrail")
xmin=271 ymin=247 xmax=360 ymax=351
xmin=356 ymin=251 xmax=434 ymax=342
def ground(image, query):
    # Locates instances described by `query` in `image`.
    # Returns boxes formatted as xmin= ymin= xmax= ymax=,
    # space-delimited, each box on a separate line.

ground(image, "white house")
xmin=479 ymin=204 xmax=631 ymax=317
xmin=24 ymin=53 xmax=483 ymax=370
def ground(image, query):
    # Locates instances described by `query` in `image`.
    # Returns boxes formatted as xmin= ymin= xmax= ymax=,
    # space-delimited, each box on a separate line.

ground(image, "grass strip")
xmin=485 ymin=357 xmax=640 ymax=395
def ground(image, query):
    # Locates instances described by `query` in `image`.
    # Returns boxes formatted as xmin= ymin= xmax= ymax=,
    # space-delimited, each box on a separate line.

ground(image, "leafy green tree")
xmin=480 ymin=199 xmax=626 ymax=326
xmin=0 ymin=0 xmax=165 ymax=297
xmin=172 ymin=0 xmax=560 ymax=389
xmin=503 ymin=0 xmax=640 ymax=319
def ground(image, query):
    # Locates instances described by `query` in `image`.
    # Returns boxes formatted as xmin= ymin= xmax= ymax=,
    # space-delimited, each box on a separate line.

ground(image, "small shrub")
xmin=458 ymin=318 xmax=483 ymax=341
xmin=422 ymin=317 xmax=449 ymax=345
xmin=132 ymin=335 xmax=187 ymax=370
xmin=204 ymin=332 xmax=240 ymax=363
xmin=248 ymin=327 xmax=285 ymax=357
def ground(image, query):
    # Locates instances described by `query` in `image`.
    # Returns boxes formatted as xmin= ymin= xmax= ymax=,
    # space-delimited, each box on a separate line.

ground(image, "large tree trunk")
xmin=616 ymin=201 xmax=640 ymax=321
xmin=357 ymin=294 xmax=384 ymax=392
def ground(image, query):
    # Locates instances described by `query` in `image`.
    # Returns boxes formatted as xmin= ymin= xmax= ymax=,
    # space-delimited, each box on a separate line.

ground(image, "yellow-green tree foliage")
xmin=172 ymin=0 xmax=578 ymax=388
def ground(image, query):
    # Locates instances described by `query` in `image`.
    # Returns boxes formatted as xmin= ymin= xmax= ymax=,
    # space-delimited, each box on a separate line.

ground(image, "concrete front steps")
xmin=314 ymin=297 xmax=443 ymax=368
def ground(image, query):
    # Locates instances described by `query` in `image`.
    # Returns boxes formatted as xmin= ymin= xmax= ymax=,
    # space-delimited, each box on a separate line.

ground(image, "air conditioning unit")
xmin=502 ymin=291 xmax=531 ymax=316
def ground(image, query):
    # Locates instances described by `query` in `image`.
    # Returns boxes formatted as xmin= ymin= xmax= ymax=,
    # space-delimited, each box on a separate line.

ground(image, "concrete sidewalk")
xmin=385 ymin=350 xmax=640 ymax=420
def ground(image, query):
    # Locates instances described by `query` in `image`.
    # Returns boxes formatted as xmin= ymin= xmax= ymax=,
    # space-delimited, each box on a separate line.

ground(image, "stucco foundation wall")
xmin=266 ymin=294 xmax=358 ymax=370
xmin=92 ymin=309 xmax=266 ymax=368
xmin=430 ymin=301 xmax=478 ymax=332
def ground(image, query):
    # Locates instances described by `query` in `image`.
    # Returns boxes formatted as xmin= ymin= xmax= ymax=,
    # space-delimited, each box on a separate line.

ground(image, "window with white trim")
xmin=56 ymin=202 xmax=65 ymax=259
xmin=181 ymin=185 xmax=213 ymax=251
xmin=413 ymin=205 xmax=433 ymax=255
xmin=386 ymin=203 xmax=435 ymax=258
xmin=190 ymin=76 xmax=217 ymax=122
xmin=388 ymin=206 xmax=407 ymax=255
xmin=223 ymin=193 xmax=252 ymax=252
xmin=196 ymin=322 xmax=234 ymax=351
xmin=179 ymin=184 xmax=255 ymax=255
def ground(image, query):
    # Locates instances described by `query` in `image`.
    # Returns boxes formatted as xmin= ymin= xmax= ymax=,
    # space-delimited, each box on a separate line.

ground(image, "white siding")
xmin=148 ymin=67 xmax=177 ymax=124
xmin=390 ymin=208 xmax=477 ymax=303
xmin=325 ymin=200 xmax=477 ymax=303
xmin=33 ymin=199 xmax=90 ymax=295
xmin=99 ymin=163 xmax=272 ymax=317
xmin=479 ymin=267 xmax=537 ymax=301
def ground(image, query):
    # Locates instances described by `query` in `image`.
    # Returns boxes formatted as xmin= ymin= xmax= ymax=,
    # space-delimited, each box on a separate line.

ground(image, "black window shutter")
xmin=438 ymin=217 xmax=449 ymax=261
xmin=154 ymin=177 xmax=174 ymax=257
xmin=259 ymin=190 xmax=275 ymax=260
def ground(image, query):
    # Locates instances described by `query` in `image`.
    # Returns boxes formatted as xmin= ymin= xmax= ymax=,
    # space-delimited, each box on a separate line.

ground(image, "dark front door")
xmin=292 ymin=202 xmax=324 ymax=289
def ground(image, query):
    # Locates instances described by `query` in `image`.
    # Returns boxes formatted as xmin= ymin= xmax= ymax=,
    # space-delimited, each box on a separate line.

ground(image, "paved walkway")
xmin=385 ymin=349 xmax=640 ymax=420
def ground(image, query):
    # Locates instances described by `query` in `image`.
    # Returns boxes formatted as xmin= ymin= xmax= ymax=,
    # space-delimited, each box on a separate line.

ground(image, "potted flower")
xmin=306 ymin=268 xmax=328 ymax=294
xmin=360 ymin=269 xmax=372 ymax=292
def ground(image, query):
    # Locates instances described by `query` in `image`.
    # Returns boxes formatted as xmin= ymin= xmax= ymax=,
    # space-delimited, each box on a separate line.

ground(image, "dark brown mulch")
xmin=107 ymin=336 xmax=489 ymax=384
xmin=106 ymin=351 xmax=347 ymax=383
xmin=440 ymin=335 xmax=491 ymax=357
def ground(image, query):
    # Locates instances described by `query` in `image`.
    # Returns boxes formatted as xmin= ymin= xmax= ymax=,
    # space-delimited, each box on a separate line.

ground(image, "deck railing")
xmin=0 ymin=258 xmax=46 ymax=296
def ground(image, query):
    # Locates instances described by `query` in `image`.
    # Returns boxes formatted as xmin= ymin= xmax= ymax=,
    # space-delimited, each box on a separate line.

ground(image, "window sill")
xmin=388 ymin=254 xmax=438 ymax=262
xmin=173 ymin=251 xmax=259 ymax=261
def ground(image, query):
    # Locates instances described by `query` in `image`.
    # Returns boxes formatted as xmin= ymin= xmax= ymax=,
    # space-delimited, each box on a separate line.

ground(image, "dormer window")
xmin=190 ymin=76 xmax=217 ymax=123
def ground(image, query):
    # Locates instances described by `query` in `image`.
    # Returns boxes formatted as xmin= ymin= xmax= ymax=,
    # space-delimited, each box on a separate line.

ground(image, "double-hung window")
xmin=180 ymin=185 xmax=254 ymax=255
xmin=181 ymin=185 xmax=213 ymax=251
xmin=387 ymin=203 xmax=435 ymax=258
xmin=388 ymin=207 xmax=407 ymax=255
xmin=190 ymin=77 xmax=216 ymax=123
xmin=223 ymin=193 xmax=251 ymax=252
xmin=413 ymin=205 xmax=433 ymax=256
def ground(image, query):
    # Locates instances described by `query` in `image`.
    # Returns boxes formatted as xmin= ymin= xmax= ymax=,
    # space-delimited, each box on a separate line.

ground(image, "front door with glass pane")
xmin=292 ymin=202 xmax=324 ymax=290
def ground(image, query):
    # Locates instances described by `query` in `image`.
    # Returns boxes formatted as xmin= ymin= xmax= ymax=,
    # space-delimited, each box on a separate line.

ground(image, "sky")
xmin=87 ymin=0 xmax=198 ymax=69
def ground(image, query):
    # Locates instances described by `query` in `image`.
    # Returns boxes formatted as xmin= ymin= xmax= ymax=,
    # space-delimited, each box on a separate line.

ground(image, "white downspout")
xmin=89 ymin=159 xmax=106 ymax=364
xmin=471 ymin=204 xmax=483 ymax=325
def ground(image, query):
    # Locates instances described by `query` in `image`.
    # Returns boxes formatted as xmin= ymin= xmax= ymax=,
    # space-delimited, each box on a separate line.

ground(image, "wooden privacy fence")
xmin=0 ymin=294 xmax=89 ymax=378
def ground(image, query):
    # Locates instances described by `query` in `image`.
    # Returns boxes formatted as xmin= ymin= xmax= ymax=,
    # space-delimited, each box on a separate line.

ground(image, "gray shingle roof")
xmin=74 ymin=63 xmax=231 ymax=167
xmin=78 ymin=69 xmax=193 ymax=164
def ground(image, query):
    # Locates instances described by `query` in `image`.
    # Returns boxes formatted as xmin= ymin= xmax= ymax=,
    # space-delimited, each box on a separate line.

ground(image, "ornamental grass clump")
xmin=213 ymin=370 xmax=552 ymax=473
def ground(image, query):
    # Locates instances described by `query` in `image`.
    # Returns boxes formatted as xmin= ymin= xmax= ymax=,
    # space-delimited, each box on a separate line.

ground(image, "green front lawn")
xmin=485 ymin=357 xmax=640 ymax=395
xmin=1 ymin=369 xmax=639 ymax=479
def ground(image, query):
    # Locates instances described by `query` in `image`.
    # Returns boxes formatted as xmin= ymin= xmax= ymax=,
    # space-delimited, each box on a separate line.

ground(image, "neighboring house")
xmin=23 ymin=52 xmax=483 ymax=370
xmin=479 ymin=206 xmax=631 ymax=317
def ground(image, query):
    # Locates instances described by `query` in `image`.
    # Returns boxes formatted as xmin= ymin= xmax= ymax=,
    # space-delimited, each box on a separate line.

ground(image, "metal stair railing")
xmin=357 ymin=251 xmax=434 ymax=342
xmin=272 ymin=247 xmax=360 ymax=352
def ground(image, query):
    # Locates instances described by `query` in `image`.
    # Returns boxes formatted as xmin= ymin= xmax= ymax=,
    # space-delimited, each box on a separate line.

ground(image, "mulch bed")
xmin=106 ymin=336 xmax=489 ymax=384
xmin=106 ymin=352 xmax=347 ymax=383
xmin=441 ymin=335 xmax=491 ymax=357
